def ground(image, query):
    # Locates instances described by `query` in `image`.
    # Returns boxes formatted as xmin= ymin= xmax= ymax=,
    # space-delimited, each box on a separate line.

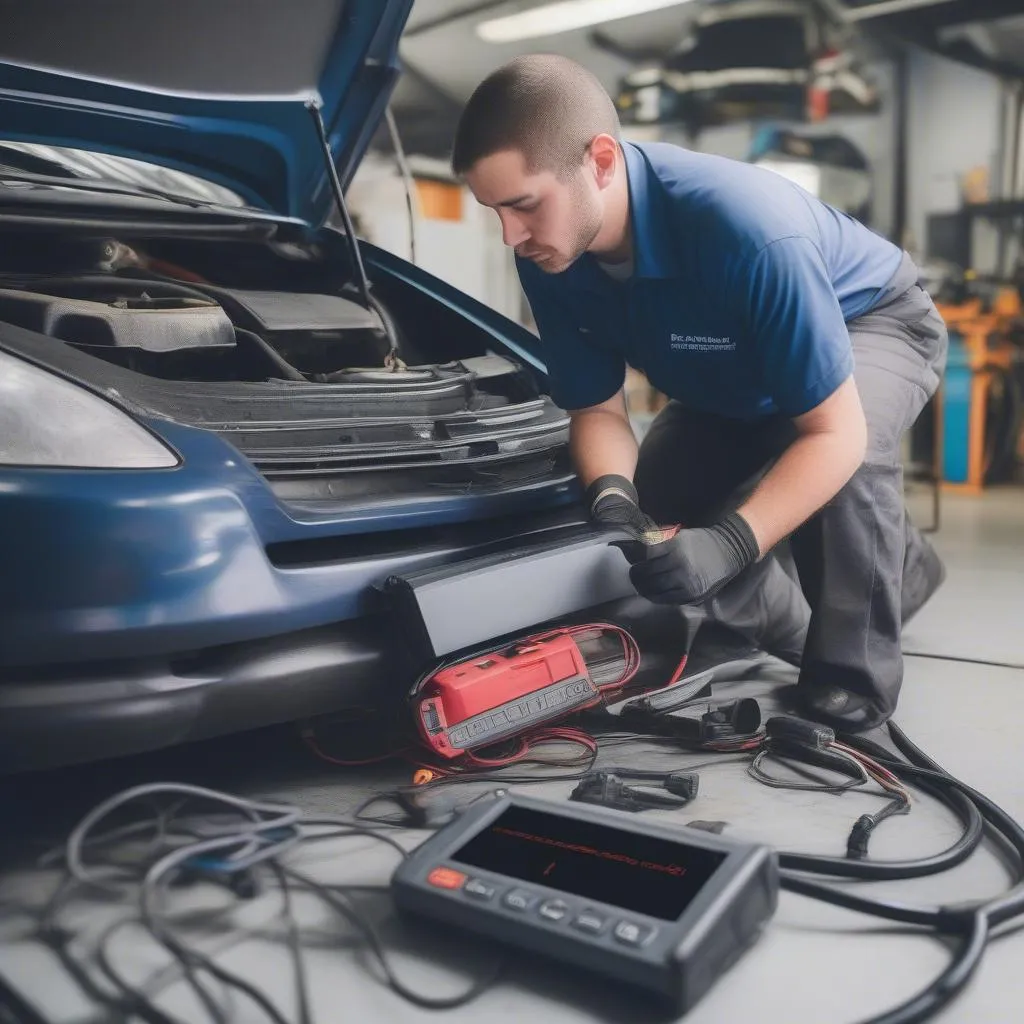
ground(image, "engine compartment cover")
xmin=200 ymin=287 xmax=380 ymax=333
xmin=0 ymin=287 xmax=234 ymax=351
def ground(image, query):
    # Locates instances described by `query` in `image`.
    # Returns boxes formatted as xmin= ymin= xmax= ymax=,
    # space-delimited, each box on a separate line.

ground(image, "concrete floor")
xmin=1 ymin=486 xmax=1023 ymax=1024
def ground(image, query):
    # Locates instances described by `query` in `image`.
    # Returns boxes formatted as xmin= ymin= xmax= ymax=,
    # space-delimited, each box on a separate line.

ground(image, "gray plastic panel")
xmin=385 ymin=528 xmax=636 ymax=659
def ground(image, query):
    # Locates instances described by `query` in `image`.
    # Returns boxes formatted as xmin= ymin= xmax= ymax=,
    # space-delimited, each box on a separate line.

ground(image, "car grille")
xmin=2 ymin=330 xmax=576 ymax=508
xmin=213 ymin=396 xmax=573 ymax=505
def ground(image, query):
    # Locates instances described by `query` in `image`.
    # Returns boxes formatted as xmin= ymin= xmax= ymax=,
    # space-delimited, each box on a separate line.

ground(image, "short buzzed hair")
xmin=452 ymin=54 xmax=620 ymax=178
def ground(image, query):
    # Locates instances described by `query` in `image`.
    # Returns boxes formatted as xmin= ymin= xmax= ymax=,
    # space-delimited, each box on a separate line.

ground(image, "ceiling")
xmin=387 ymin=0 xmax=709 ymax=160
xmin=383 ymin=0 xmax=1024 ymax=162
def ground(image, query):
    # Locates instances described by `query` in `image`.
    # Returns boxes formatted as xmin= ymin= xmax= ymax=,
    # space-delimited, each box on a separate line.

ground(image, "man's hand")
xmin=629 ymin=512 xmax=760 ymax=605
xmin=584 ymin=473 xmax=667 ymax=544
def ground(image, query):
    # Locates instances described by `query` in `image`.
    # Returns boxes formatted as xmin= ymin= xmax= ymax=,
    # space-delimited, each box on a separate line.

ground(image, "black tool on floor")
xmin=391 ymin=791 xmax=777 ymax=1014
xmin=569 ymin=768 xmax=700 ymax=813
xmin=619 ymin=694 xmax=763 ymax=746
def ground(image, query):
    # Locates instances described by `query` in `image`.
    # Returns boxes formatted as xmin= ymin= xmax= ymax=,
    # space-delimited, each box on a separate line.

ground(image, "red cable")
xmin=667 ymin=653 xmax=688 ymax=686
xmin=570 ymin=622 xmax=642 ymax=693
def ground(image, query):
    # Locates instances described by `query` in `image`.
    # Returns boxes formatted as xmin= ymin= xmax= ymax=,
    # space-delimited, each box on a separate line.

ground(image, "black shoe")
xmin=902 ymin=530 xmax=946 ymax=625
xmin=799 ymin=686 xmax=890 ymax=734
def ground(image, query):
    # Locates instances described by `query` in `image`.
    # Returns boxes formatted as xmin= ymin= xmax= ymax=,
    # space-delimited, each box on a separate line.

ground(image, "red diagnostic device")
xmin=413 ymin=626 xmax=638 ymax=760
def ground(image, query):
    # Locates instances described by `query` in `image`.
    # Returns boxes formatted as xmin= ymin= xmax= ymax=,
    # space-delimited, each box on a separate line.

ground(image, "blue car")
xmin=0 ymin=0 xmax=638 ymax=772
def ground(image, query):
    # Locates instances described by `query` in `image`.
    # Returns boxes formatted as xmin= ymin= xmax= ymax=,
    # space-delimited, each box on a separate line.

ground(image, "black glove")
xmin=584 ymin=474 xmax=667 ymax=546
xmin=629 ymin=512 xmax=760 ymax=605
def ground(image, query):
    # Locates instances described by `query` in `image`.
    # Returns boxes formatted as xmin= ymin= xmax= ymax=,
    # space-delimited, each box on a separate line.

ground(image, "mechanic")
xmin=451 ymin=55 xmax=948 ymax=732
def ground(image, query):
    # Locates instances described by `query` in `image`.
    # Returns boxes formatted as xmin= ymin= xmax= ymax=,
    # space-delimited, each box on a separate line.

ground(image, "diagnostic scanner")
xmin=391 ymin=793 xmax=778 ymax=1013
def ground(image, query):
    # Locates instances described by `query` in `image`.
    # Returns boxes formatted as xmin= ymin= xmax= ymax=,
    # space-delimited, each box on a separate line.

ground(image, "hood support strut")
xmin=306 ymin=98 xmax=403 ymax=369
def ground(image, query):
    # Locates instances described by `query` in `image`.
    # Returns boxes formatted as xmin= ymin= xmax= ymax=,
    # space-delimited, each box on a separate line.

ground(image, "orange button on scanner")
xmin=427 ymin=866 xmax=467 ymax=890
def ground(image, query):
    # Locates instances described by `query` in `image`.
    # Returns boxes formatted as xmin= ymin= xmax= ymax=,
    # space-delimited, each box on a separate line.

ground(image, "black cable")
xmin=736 ymin=719 xmax=1021 ymax=1024
xmin=136 ymin=849 xmax=290 ymax=1024
xmin=351 ymin=747 xmax=756 ymax=830
xmin=856 ymin=911 xmax=989 ymax=1024
xmin=37 ymin=877 xmax=148 ymax=1024
xmin=352 ymin=745 xmax=603 ymax=828
xmin=92 ymin=920 xmax=188 ymax=1024
xmin=748 ymin=748 xmax=867 ymax=794
xmin=902 ymin=650 xmax=1024 ymax=671
xmin=803 ymin=723 xmax=1024 ymax=1024
xmin=777 ymin=770 xmax=983 ymax=880
xmin=267 ymin=864 xmax=313 ymax=1024
xmin=138 ymin=903 xmax=290 ymax=1024
xmin=0 ymin=971 xmax=53 ymax=1024
xmin=88 ymin=828 xmax=235 ymax=1024
xmin=854 ymin=727 xmax=1024 ymax=928
xmin=40 ymin=928 xmax=133 ymax=1024
xmin=298 ymin=821 xmax=410 ymax=861
xmin=848 ymin=796 xmax=912 ymax=860
xmin=96 ymin=868 xmax=320 ymax=1024
xmin=283 ymin=867 xmax=503 ymax=1010
xmin=135 ymin=921 xmax=228 ymax=1024
xmin=27 ymin=727 xmax=1024 ymax=1024
xmin=234 ymin=327 xmax=307 ymax=382
xmin=779 ymin=872 xmax=946 ymax=930
xmin=123 ymin=814 xmax=414 ymax=1024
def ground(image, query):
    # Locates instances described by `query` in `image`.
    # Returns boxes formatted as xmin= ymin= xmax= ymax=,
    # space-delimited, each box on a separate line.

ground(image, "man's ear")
xmin=588 ymin=134 xmax=619 ymax=190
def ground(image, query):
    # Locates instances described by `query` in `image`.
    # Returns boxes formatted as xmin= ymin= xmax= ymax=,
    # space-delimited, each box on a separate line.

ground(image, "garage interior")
xmin=3 ymin=1 xmax=1024 ymax=1023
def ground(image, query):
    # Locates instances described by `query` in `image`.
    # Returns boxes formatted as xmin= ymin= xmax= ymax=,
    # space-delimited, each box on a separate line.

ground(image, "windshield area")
xmin=0 ymin=141 xmax=248 ymax=208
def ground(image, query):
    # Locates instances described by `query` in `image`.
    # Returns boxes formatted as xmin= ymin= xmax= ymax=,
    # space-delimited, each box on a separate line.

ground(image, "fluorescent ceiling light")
xmin=477 ymin=0 xmax=696 ymax=44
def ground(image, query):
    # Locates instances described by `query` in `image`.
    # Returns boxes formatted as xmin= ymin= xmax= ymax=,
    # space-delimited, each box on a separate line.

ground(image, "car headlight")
xmin=0 ymin=349 xmax=179 ymax=468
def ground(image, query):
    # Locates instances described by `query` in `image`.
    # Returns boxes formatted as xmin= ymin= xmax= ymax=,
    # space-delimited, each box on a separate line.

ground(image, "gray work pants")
xmin=634 ymin=253 xmax=949 ymax=718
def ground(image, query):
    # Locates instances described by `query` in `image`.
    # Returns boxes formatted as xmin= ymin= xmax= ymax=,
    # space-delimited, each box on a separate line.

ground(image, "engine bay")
xmin=0 ymin=227 xmax=570 ymax=503
xmin=0 ymin=230 xmax=544 ymax=410
xmin=0 ymin=275 xmax=395 ymax=383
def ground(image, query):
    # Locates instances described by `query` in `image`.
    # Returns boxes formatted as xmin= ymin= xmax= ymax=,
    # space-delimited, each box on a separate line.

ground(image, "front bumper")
xmin=0 ymin=619 xmax=387 ymax=773
xmin=0 ymin=525 xmax=640 ymax=773
xmin=0 ymin=418 xmax=582 ymax=670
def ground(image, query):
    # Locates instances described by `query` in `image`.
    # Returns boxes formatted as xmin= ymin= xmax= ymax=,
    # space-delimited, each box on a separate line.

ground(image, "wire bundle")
xmin=748 ymin=730 xmax=912 ymax=860
xmin=770 ymin=724 xmax=1024 ymax=1024
xmin=30 ymin=783 xmax=501 ymax=1024
xmin=831 ymin=740 xmax=912 ymax=859
xmin=16 ymin=713 xmax=1024 ymax=1024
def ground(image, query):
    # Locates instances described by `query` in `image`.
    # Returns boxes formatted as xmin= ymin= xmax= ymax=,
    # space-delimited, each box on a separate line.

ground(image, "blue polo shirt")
xmin=518 ymin=141 xmax=903 ymax=419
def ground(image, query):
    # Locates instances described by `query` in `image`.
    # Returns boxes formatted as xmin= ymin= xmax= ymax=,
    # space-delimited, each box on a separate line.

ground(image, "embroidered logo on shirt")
xmin=670 ymin=333 xmax=735 ymax=353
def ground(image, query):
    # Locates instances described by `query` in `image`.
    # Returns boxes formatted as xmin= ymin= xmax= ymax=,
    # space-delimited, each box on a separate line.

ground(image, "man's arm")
xmin=739 ymin=374 xmax=867 ymax=556
xmin=571 ymin=389 xmax=673 ymax=545
xmin=627 ymin=374 xmax=867 ymax=608
xmin=569 ymin=388 xmax=639 ymax=487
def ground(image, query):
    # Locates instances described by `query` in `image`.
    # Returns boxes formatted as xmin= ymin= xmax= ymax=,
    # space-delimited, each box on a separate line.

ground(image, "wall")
xmin=353 ymin=47 xmax=1006 ymax=322
xmin=667 ymin=49 xmax=1006 ymax=260
xmin=347 ymin=156 xmax=523 ymax=323
xmin=905 ymin=46 xmax=1003 ymax=258
xmin=659 ymin=61 xmax=897 ymax=240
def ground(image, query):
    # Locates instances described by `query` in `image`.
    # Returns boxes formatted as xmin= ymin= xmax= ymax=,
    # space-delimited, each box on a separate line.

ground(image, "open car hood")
xmin=0 ymin=0 xmax=412 ymax=225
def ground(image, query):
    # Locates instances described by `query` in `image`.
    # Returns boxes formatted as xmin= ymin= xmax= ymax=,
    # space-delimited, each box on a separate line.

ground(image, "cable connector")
xmin=570 ymin=772 xmax=695 ymax=813
xmin=664 ymin=771 xmax=700 ymax=801
xmin=846 ymin=814 xmax=876 ymax=860
xmin=765 ymin=715 xmax=835 ymax=750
